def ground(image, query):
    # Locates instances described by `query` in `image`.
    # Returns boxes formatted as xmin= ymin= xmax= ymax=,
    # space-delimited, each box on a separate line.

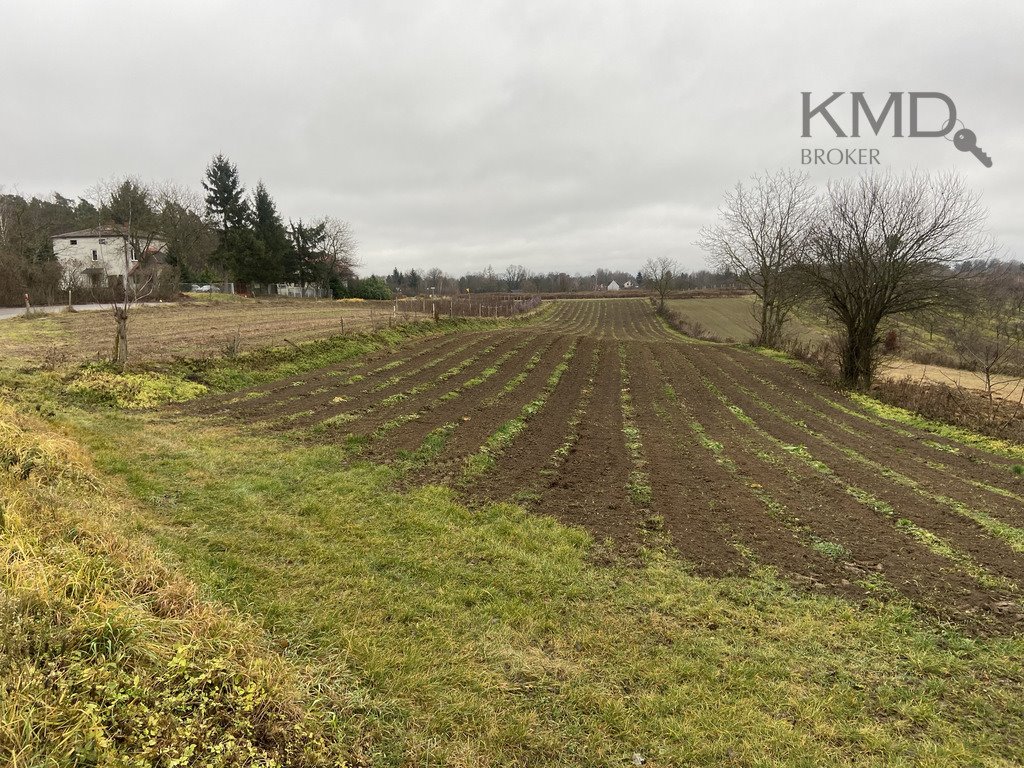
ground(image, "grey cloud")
xmin=1 ymin=0 xmax=1021 ymax=276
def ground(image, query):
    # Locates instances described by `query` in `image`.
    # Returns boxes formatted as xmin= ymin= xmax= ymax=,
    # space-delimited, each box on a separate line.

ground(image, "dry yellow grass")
xmin=0 ymin=298 xmax=430 ymax=366
xmin=0 ymin=401 xmax=355 ymax=765
xmin=880 ymin=358 xmax=1024 ymax=402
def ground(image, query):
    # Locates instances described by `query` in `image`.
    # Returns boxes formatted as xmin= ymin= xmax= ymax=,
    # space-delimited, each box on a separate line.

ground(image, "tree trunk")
xmin=840 ymin=321 xmax=877 ymax=389
xmin=756 ymin=299 xmax=786 ymax=349
xmin=112 ymin=306 xmax=129 ymax=365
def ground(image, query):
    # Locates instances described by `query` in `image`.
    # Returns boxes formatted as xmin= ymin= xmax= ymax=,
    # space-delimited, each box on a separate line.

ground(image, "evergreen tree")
xmin=202 ymin=154 xmax=248 ymax=234
xmin=104 ymin=179 xmax=156 ymax=230
xmin=352 ymin=275 xmax=392 ymax=300
xmin=103 ymin=179 xmax=161 ymax=265
xmin=224 ymin=228 xmax=276 ymax=285
xmin=288 ymin=219 xmax=327 ymax=286
xmin=251 ymin=182 xmax=290 ymax=283
xmin=407 ymin=268 xmax=421 ymax=292
xmin=202 ymin=154 xmax=252 ymax=281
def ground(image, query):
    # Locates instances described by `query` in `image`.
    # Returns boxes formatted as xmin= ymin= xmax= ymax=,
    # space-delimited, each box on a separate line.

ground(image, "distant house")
xmin=607 ymin=280 xmax=621 ymax=291
xmin=52 ymin=226 xmax=167 ymax=290
xmin=623 ymin=280 xmax=635 ymax=289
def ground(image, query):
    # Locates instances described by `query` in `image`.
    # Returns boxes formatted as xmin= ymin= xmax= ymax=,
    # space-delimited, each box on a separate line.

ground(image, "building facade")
xmin=52 ymin=226 xmax=167 ymax=289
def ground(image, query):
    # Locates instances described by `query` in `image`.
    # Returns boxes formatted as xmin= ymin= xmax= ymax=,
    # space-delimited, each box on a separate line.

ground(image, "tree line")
xmin=380 ymin=264 xmax=737 ymax=296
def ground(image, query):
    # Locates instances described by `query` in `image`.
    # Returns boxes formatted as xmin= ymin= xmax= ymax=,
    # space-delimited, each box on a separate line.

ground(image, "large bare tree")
xmin=504 ymin=264 xmax=528 ymax=292
xmin=803 ymin=171 xmax=989 ymax=388
xmin=319 ymin=216 xmax=358 ymax=287
xmin=698 ymin=170 xmax=816 ymax=348
xmin=158 ymin=183 xmax=217 ymax=280
xmin=642 ymin=256 xmax=677 ymax=312
xmin=425 ymin=267 xmax=447 ymax=294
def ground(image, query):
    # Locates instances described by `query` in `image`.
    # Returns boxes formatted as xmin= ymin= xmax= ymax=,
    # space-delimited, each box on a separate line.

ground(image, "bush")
xmin=871 ymin=376 xmax=1024 ymax=444
xmin=0 ymin=252 xmax=63 ymax=306
xmin=347 ymin=276 xmax=392 ymax=301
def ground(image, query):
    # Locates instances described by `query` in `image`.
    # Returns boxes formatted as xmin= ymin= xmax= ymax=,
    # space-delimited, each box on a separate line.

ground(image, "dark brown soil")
xmin=531 ymin=340 xmax=644 ymax=553
xmin=180 ymin=298 xmax=1024 ymax=633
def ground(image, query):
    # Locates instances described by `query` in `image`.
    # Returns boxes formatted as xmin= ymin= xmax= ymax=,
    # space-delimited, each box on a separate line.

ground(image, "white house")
xmin=607 ymin=280 xmax=620 ymax=291
xmin=52 ymin=226 xmax=167 ymax=289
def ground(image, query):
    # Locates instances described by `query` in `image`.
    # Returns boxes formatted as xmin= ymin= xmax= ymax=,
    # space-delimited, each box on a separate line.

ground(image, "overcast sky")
xmin=1 ymin=1 xmax=1021 ymax=276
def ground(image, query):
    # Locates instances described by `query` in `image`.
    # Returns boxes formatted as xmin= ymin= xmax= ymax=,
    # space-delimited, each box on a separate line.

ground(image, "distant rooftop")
xmin=52 ymin=225 xmax=129 ymax=239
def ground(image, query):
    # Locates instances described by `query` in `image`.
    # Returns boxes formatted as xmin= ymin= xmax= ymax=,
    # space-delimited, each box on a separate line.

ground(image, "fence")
xmin=179 ymin=283 xmax=333 ymax=299
xmin=395 ymin=294 xmax=541 ymax=319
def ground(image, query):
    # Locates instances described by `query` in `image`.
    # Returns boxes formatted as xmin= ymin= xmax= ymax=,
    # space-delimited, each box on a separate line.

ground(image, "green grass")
xmin=55 ymin=406 xmax=1024 ymax=766
xmin=665 ymin=295 xmax=976 ymax=368
xmin=665 ymin=296 xmax=827 ymax=345
xmin=850 ymin=392 xmax=1024 ymax=463
xmin=0 ymin=403 xmax=351 ymax=766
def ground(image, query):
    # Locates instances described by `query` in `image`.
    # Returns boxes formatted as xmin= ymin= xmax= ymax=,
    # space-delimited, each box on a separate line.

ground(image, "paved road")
xmin=0 ymin=302 xmax=173 ymax=321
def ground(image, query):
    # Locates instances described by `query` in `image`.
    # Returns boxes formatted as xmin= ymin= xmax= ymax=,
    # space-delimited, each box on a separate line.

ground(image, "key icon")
xmin=953 ymin=128 xmax=993 ymax=167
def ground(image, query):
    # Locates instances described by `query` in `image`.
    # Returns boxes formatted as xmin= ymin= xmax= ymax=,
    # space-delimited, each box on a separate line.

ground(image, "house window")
xmin=131 ymin=253 xmax=138 ymax=262
xmin=92 ymin=250 xmax=98 ymax=261
xmin=98 ymin=238 xmax=107 ymax=244
xmin=70 ymin=239 xmax=78 ymax=245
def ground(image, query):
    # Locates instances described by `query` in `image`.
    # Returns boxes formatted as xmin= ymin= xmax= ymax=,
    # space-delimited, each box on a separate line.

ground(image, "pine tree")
xmin=251 ymin=182 xmax=290 ymax=283
xmin=105 ymin=179 xmax=156 ymax=229
xmin=288 ymin=219 xmax=327 ymax=287
xmin=202 ymin=154 xmax=248 ymax=234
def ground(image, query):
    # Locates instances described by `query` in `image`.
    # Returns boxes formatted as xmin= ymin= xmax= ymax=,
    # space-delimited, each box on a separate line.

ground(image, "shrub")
xmin=871 ymin=376 xmax=1024 ymax=444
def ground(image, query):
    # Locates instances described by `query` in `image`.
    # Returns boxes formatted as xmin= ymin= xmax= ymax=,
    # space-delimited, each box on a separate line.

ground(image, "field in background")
xmin=0 ymin=297 xmax=431 ymax=366
xmin=667 ymin=294 xmax=1024 ymax=400
xmin=666 ymin=295 xmax=826 ymax=344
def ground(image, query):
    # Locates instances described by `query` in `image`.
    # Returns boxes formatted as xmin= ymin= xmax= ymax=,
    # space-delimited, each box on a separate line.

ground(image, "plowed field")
xmin=182 ymin=298 xmax=1024 ymax=632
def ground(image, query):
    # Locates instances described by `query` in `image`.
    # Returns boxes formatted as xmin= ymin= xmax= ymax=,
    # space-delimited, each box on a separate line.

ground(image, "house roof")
xmin=53 ymin=225 xmax=167 ymax=242
xmin=52 ymin=226 xmax=128 ymax=239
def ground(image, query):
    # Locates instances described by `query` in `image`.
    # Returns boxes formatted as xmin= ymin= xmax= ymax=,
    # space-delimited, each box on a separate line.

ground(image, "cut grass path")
xmin=68 ymin=406 xmax=1024 ymax=767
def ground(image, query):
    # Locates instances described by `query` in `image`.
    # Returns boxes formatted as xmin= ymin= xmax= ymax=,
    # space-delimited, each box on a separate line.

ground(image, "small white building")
xmin=52 ymin=226 xmax=167 ymax=289
xmin=607 ymin=280 xmax=621 ymax=291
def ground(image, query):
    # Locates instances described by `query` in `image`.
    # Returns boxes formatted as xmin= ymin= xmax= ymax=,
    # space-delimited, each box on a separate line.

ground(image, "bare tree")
xmin=803 ymin=171 xmax=990 ymax=388
xmin=504 ymin=264 xmax=528 ymax=292
xmin=158 ymin=183 xmax=217 ymax=281
xmin=947 ymin=261 xmax=1024 ymax=426
xmin=698 ymin=170 xmax=816 ymax=348
xmin=426 ymin=267 xmax=446 ymax=294
xmin=319 ymin=217 xmax=358 ymax=288
xmin=101 ymin=178 xmax=165 ymax=365
xmin=642 ymin=256 xmax=676 ymax=312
